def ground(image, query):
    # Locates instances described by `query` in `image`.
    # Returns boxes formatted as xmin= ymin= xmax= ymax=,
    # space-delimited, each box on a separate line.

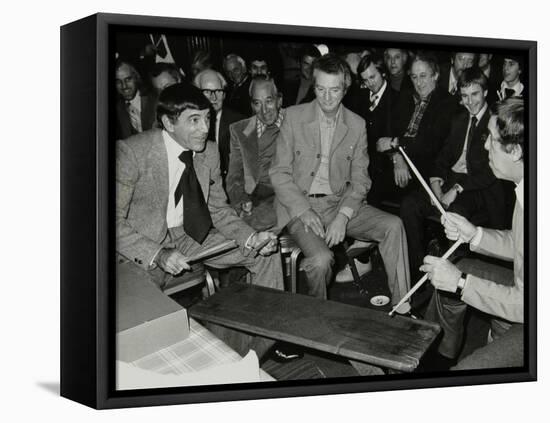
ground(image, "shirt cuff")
xmin=454 ymin=183 xmax=464 ymax=193
xmin=429 ymin=177 xmax=444 ymax=185
xmin=460 ymin=274 xmax=471 ymax=299
xmin=338 ymin=206 xmax=354 ymax=220
xmin=469 ymin=227 xmax=483 ymax=249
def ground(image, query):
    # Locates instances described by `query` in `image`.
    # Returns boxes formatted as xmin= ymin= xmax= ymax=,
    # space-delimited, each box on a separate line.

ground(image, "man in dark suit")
xmin=223 ymin=54 xmax=252 ymax=117
xmin=498 ymin=55 xmax=526 ymax=100
xmin=401 ymin=67 xmax=510 ymax=281
xmin=478 ymin=53 xmax=501 ymax=106
xmin=193 ymin=69 xmax=245 ymax=185
xmin=116 ymin=83 xmax=284 ymax=357
xmin=356 ymin=53 xmax=400 ymax=206
xmin=270 ymin=54 xmax=412 ymax=314
xmin=282 ymin=44 xmax=320 ymax=108
xmin=115 ymin=59 xmax=157 ymax=140
xmin=377 ymin=52 xmax=457 ymax=189
xmin=226 ymin=77 xmax=284 ymax=230
xmin=383 ymin=48 xmax=413 ymax=96
xmin=437 ymin=52 xmax=476 ymax=103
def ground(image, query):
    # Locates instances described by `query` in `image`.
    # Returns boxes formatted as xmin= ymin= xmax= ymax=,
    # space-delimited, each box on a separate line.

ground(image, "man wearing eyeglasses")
xmin=420 ymin=98 xmax=525 ymax=370
xmin=194 ymin=69 xmax=245 ymax=186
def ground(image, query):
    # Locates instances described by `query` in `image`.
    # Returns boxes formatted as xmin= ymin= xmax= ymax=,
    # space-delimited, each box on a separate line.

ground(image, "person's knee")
xmin=383 ymin=214 xmax=405 ymax=237
xmin=304 ymin=249 xmax=334 ymax=275
xmin=400 ymin=194 xmax=421 ymax=217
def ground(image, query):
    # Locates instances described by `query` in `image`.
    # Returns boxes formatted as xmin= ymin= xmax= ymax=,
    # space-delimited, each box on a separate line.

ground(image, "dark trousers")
xmin=425 ymin=258 xmax=523 ymax=369
xmin=240 ymin=184 xmax=277 ymax=231
xmin=400 ymin=178 xmax=510 ymax=279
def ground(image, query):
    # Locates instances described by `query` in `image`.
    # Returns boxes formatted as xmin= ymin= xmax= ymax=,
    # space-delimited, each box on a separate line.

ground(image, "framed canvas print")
xmin=60 ymin=12 xmax=536 ymax=409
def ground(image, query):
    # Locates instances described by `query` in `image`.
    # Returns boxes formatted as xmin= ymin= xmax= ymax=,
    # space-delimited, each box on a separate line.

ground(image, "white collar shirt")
xmin=163 ymin=130 xmax=190 ymax=228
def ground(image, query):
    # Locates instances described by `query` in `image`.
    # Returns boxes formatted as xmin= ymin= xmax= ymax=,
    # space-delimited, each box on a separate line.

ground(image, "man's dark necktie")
xmin=504 ymin=88 xmax=516 ymax=98
xmin=174 ymin=151 xmax=212 ymax=244
xmin=466 ymin=115 xmax=478 ymax=151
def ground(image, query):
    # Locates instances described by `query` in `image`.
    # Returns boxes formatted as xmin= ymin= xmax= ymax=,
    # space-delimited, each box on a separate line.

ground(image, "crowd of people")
xmin=115 ymin=34 xmax=526 ymax=372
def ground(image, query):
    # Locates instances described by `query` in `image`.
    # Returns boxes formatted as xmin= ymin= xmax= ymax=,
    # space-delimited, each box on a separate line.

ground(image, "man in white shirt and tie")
xmin=114 ymin=59 xmax=157 ymax=140
xmin=116 ymin=82 xmax=284 ymax=357
xmin=498 ymin=55 xmax=525 ymax=100
xmin=356 ymin=53 xmax=402 ymax=206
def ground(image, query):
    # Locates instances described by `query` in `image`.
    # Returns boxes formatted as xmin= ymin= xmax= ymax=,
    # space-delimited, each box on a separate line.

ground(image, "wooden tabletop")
xmin=189 ymin=284 xmax=441 ymax=372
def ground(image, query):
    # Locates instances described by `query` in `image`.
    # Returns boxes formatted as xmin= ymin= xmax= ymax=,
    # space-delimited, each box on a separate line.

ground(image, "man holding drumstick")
xmin=420 ymin=97 xmax=525 ymax=370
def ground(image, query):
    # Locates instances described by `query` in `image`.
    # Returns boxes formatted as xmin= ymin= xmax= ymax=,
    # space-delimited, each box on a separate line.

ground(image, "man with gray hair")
xmin=226 ymin=77 xmax=284 ymax=230
xmin=421 ymin=98 xmax=525 ymax=370
xmin=223 ymin=53 xmax=252 ymax=116
xmin=194 ymin=69 xmax=245 ymax=184
xmin=270 ymin=54 xmax=411 ymax=314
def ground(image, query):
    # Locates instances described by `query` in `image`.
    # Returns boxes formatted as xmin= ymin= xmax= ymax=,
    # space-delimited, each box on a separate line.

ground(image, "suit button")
xmin=346 ymin=156 xmax=351 ymax=160
xmin=302 ymin=190 xmax=307 ymax=195
xmin=316 ymin=153 xmax=321 ymax=159
xmin=295 ymin=150 xmax=301 ymax=155
xmin=118 ymin=258 xmax=124 ymax=264
xmin=310 ymin=172 xmax=315 ymax=176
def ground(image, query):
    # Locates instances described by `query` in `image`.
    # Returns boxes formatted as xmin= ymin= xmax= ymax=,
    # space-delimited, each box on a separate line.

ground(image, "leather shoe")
xmin=269 ymin=342 xmax=304 ymax=363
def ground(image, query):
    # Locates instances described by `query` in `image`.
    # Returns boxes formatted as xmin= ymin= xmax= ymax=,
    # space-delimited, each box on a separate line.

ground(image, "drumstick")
xmin=187 ymin=240 xmax=237 ymax=263
xmin=398 ymin=146 xmax=447 ymax=218
xmin=388 ymin=238 xmax=462 ymax=316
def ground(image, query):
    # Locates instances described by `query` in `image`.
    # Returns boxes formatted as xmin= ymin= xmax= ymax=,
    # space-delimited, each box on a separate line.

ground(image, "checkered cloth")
xmin=130 ymin=318 xmax=274 ymax=381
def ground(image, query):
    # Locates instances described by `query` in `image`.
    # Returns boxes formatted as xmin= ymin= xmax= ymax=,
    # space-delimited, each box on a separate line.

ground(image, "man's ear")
xmin=511 ymin=144 xmax=523 ymax=162
xmin=161 ymin=115 xmax=174 ymax=132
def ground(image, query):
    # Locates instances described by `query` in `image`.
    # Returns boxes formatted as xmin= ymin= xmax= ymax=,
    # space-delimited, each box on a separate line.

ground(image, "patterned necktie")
xmin=126 ymin=101 xmax=142 ymax=133
xmin=174 ymin=151 xmax=213 ymax=244
xmin=369 ymin=94 xmax=379 ymax=111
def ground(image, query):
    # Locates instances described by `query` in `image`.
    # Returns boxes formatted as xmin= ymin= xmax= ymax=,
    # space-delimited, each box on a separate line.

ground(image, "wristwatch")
xmin=456 ymin=272 xmax=467 ymax=296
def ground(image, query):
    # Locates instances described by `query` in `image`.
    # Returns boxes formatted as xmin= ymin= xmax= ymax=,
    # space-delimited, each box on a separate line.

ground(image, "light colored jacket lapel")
xmin=241 ymin=117 xmax=260 ymax=190
xmin=330 ymin=109 xmax=349 ymax=157
xmin=301 ymin=101 xmax=321 ymax=152
xmin=150 ymin=130 xmax=169 ymax=215
xmin=193 ymin=155 xmax=211 ymax=202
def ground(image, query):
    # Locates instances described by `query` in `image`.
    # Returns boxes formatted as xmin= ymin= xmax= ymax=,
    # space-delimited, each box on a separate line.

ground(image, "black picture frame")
xmin=60 ymin=12 xmax=537 ymax=409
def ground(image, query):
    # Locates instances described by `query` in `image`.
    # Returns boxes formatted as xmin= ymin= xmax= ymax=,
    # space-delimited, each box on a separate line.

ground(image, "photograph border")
xmin=60 ymin=12 xmax=537 ymax=409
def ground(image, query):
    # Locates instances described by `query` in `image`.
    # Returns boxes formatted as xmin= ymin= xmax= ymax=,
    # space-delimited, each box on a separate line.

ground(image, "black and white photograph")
xmin=8 ymin=0 xmax=539 ymax=419
xmin=107 ymin=20 xmax=534 ymax=394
